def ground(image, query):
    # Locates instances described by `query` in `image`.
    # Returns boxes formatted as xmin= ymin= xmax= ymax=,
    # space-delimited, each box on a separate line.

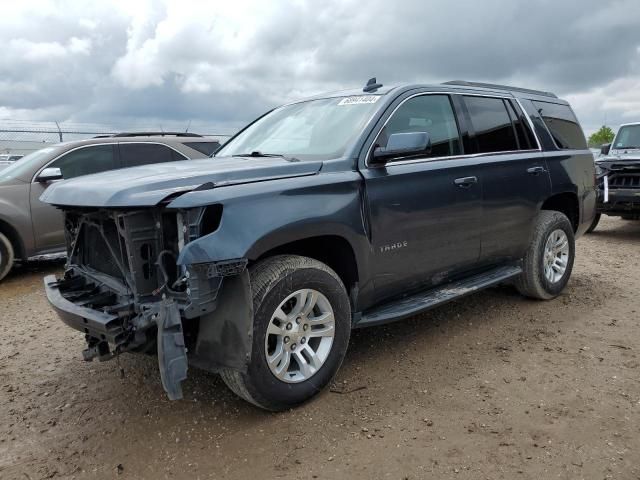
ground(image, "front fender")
xmin=168 ymin=172 xmax=370 ymax=279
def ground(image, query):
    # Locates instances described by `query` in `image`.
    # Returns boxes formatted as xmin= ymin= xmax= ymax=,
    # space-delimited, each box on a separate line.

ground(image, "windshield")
xmin=0 ymin=147 xmax=58 ymax=181
xmin=613 ymin=125 xmax=640 ymax=149
xmin=216 ymin=96 xmax=382 ymax=160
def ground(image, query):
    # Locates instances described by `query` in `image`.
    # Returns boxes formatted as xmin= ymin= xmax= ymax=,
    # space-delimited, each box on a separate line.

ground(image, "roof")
xmin=94 ymin=131 xmax=205 ymax=138
xmin=288 ymin=79 xmax=566 ymax=106
xmin=52 ymin=135 xmax=221 ymax=149
xmin=442 ymin=80 xmax=558 ymax=98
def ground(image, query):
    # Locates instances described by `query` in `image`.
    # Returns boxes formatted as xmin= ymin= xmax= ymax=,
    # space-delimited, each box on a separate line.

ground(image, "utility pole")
xmin=55 ymin=121 xmax=63 ymax=142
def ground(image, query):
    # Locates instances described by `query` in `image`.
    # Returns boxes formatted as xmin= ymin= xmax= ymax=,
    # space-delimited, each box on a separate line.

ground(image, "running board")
xmin=356 ymin=265 xmax=522 ymax=328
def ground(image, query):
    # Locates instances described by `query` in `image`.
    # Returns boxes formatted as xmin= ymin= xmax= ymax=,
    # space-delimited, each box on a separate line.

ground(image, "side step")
xmin=356 ymin=265 xmax=522 ymax=328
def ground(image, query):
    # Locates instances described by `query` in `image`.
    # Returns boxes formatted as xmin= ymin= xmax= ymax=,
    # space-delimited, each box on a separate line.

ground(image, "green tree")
xmin=588 ymin=125 xmax=615 ymax=147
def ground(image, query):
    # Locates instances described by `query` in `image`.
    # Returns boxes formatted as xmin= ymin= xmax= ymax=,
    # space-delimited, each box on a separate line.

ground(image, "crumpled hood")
xmin=40 ymin=156 xmax=322 ymax=207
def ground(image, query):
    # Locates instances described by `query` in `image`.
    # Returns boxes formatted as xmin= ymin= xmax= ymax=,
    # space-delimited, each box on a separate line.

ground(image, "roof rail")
xmin=110 ymin=132 xmax=204 ymax=138
xmin=442 ymin=80 xmax=558 ymax=99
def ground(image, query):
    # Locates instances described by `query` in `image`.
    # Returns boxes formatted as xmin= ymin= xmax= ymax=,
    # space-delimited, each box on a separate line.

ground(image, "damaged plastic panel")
xmin=44 ymin=205 xmax=253 ymax=400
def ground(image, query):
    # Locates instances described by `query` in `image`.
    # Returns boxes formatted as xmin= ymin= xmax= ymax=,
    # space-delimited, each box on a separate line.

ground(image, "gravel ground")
xmin=1 ymin=215 xmax=639 ymax=480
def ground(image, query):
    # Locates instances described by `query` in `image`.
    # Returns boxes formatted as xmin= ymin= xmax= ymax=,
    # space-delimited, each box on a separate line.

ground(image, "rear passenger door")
xmin=118 ymin=143 xmax=187 ymax=167
xmin=461 ymin=95 xmax=551 ymax=265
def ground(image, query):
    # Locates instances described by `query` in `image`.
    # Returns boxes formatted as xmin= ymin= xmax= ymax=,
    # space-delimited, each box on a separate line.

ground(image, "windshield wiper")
xmin=231 ymin=151 xmax=300 ymax=162
xmin=232 ymin=151 xmax=284 ymax=158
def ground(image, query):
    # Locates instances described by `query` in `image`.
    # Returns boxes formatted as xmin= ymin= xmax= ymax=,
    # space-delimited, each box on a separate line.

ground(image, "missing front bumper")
xmin=44 ymin=274 xmax=126 ymax=345
xmin=44 ymin=267 xmax=254 ymax=401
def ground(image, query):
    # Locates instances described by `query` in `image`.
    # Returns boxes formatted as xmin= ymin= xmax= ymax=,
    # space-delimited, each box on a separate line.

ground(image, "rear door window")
xmin=119 ymin=143 xmax=187 ymax=168
xmin=531 ymin=101 xmax=587 ymax=150
xmin=49 ymin=145 xmax=118 ymax=179
xmin=464 ymin=96 xmax=519 ymax=153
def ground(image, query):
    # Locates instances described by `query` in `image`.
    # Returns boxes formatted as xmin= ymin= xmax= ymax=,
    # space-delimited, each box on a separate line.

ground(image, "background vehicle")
xmin=42 ymin=80 xmax=595 ymax=410
xmin=0 ymin=154 xmax=24 ymax=171
xmin=588 ymin=122 xmax=640 ymax=232
xmin=0 ymin=133 xmax=220 ymax=281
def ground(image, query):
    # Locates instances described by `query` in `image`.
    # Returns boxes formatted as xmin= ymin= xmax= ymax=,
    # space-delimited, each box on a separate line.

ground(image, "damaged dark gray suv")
xmin=42 ymin=79 xmax=596 ymax=411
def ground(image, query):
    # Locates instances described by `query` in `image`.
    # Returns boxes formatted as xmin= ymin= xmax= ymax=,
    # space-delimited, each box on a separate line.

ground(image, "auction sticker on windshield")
xmin=338 ymin=96 xmax=380 ymax=106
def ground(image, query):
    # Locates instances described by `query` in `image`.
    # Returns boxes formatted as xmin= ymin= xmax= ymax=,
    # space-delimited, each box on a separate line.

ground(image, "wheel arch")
xmin=540 ymin=192 xmax=579 ymax=232
xmin=0 ymin=218 xmax=25 ymax=260
xmin=251 ymin=234 xmax=361 ymax=305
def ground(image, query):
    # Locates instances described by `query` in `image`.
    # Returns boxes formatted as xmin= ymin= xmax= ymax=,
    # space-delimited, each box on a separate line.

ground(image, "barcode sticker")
xmin=337 ymin=96 xmax=380 ymax=106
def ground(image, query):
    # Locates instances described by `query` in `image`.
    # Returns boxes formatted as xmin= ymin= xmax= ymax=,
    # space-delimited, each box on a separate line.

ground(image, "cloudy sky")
xmin=0 ymin=0 xmax=639 ymax=136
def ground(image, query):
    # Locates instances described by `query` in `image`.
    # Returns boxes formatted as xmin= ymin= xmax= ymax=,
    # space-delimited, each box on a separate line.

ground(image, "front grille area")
xmin=608 ymin=173 xmax=640 ymax=189
xmin=81 ymin=220 xmax=127 ymax=280
xmin=67 ymin=209 xmax=181 ymax=299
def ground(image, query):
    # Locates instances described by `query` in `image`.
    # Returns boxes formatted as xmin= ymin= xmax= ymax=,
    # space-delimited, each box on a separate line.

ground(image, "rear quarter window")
xmin=531 ymin=101 xmax=587 ymax=150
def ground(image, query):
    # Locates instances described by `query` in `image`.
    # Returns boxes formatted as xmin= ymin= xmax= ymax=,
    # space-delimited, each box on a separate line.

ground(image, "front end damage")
xmin=596 ymin=159 xmax=640 ymax=217
xmin=44 ymin=206 xmax=252 ymax=400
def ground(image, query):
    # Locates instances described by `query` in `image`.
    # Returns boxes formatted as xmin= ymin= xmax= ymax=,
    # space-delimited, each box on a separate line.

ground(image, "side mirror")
xmin=371 ymin=132 xmax=431 ymax=165
xmin=600 ymin=143 xmax=611 ymax=156
xmin=37 ymin=167 xmax=63 ymax=182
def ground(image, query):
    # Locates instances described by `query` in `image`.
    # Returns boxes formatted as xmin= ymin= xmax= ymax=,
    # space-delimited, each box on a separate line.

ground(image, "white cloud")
xmin=9 ymin=39 xmax=68 ymax=61
xmin=567 ymin=74 xmax=640 ymax=135
xmin=68 ymin=37 xmax=92 ymax=55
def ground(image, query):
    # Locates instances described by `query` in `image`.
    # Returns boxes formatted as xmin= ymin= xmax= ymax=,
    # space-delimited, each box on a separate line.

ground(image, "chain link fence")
xmin=0 ymin=120 xmax=232 ymax=155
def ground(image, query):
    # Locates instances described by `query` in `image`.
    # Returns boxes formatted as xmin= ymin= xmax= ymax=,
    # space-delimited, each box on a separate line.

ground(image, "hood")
xmin=40 ymin=156 xmax=322 ymax=207
xmin=597 ymin=152 xmax=640 ymax=170
xmin=600 ymin=150 xmax=640 ymax=161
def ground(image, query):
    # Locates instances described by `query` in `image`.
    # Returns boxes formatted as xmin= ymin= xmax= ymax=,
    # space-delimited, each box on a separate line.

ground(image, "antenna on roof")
xmin=363 ymin=77 xmax=383 ymax=93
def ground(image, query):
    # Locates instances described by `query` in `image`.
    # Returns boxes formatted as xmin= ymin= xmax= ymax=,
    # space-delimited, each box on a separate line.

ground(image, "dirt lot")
xmin=1 ymin=216 xmax=639 ymax=480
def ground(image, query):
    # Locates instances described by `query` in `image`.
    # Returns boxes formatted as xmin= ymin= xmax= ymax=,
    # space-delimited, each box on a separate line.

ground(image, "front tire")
xmin=221 ymin=255 xmax=351 ymax=411
xmin=516 ymin=211 xmax=575 ymax=300
xmin=0 ymin=232 xmax=15 ymax=282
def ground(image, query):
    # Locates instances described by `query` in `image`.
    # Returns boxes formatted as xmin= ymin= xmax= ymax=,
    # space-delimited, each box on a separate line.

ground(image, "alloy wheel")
xmin=264 ymin=288 xmax=335 ymax=383
xmin=543 ymin=229 xmax=569 ymax=284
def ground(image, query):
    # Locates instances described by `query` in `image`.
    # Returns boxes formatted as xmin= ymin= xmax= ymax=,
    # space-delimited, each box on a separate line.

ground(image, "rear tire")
xmin=516 ymin=211 xmax=575 ymax=300
xmin=585 ymin=213 xmax=601 ymax=233
xmin=0 ymin=232 xmax=15 ymax=282
xmin=221 ymin=255 xmax=351 ymax=411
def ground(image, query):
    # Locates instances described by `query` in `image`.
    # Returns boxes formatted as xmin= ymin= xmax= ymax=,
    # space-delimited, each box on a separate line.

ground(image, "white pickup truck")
xmin=590 ymin=122 xmax=640 ymax=231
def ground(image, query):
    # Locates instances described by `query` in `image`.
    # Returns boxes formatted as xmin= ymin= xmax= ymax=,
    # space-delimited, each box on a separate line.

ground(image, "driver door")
xmin=361 ymin=93 xmax=483 ymax=304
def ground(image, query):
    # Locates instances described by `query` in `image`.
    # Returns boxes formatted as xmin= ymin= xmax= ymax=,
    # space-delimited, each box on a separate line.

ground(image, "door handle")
xmin=454 ymin=176 xmax=478 ymax=187
xmin=527 ymin=166 xmax=546 ymax=175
